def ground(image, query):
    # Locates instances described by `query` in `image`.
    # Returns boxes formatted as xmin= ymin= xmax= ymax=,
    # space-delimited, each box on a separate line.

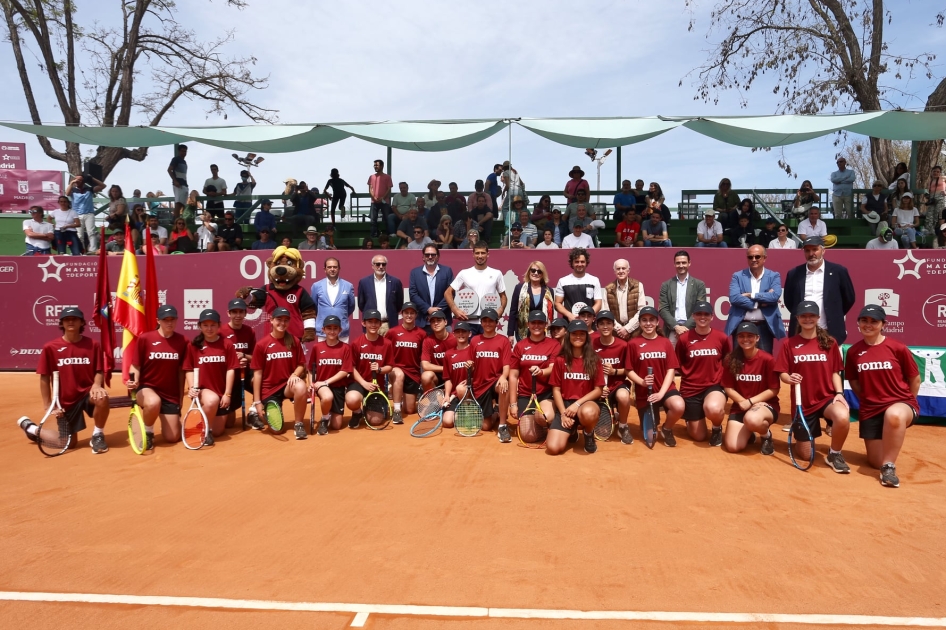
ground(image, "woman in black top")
xmin=323 ymin=168 xmax=356 ymax=222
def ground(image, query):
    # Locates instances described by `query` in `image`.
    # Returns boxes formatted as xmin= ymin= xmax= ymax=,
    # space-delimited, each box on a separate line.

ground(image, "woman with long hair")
xmin=508 ymin=311 xmax=560 ymax=446
xmin=532 ymin=194 xmax=553 ymax=228
xmin=774 ymin=301 xmax=851 ymax=474
xmin=626 ymin=306 xmax=684 ymax=446
xmin=250 ymin=307 xmax=309 ymax=439
xmin=52 ymin=195 xmax=81 ymax=255
xmin=890 ymin=177 xmax=910 ymax=207
xmin=323 ymin=168 xmax=356 ymax=222
xmin=844 ymin=305 xmax=920 ymax=488
xmin=793 ymin=179 xmax=820 ymax=215
xmin=167 ymin=217 xmax=196 ymax=254
xmin=547 ymin=320 xmax=603 ymax=455
xmin=436 ymin=215 xmax=454 ymax=249
xmin=184 ymin=190 xmax=203 ymax=222
xmin=722 ymin=322 xmax=780 ymax=455
xmin=183 ymin=309 xmax=239 ymax=444
xmin=506 ymin=261 xmax=555 ymax=341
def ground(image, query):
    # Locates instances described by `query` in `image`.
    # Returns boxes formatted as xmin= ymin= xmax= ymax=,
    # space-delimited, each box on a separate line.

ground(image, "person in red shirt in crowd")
xmin=674 ymin=300 xmax=731 ymax=446
xmin=309 ymin=315 xmax=353 ymax=436
xmin=469 ymin=308 xmax=512 ymax=442
xmin=721 ymin=322 xmax=780 ymax=455
xmin=626 ymin=306 xmax=684 ymax=447
xmin=509 ymin=311 xmax=561 ymax=445
xmin=19 ymin=308 xmax=111 ymax=454
xmin=615 ymin=209 xmax=642 ymax=248
xmin=420 ymin=310 xmax=456 ymax=391
xmin=127 ymin=305 xmax=188 ymax=449
xmin=183 ymin=309 xmax=239 ymax=445
xmin=593 ymin=311 xmax=633 ymax=444
xmin=385 ymin=302 xmax=428 ymax=424
xmin=219 ymin=298 xmax=261 ymax=430
xmin=845 ymin=304 xmax=921 ymax=488
xmin=775 ymin=301 xmax=851 ymax=474
xmin=250 ymin=307 xmax=308 ymax=440
xmin=548 ymin=320 xmax=604 ymax=455
xmin=345 ymin=309 xmax=394 ymax=428
xmin=441 ymin=322 xmax=475 ymax=429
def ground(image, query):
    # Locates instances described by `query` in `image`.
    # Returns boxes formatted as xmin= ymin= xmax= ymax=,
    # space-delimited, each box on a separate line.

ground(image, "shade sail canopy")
xmin=2 ymin=111 xmax=943 ymax=152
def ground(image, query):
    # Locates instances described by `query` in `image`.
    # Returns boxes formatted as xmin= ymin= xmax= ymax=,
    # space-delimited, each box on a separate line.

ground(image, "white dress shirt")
xmin=674 ymin=275 xmax=689 ymax=323
xmin=803 ymin=264 xmax=828 ymax=328
xmin=614 ymin=280 xmax=646 ymax=332
xmin=374 ymin=274 xmax=388 ymax=320
xmin=744 ymin=269 xmax=765 ymax=321
xmin=326 ymin=278 xmax=339 ymax=304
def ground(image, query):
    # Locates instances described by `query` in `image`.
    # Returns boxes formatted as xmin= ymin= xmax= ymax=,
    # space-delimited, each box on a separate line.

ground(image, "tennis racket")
xmin=641 ymin=367 xmax=657 ymax=449
xmin=182 ymin=367 xmax=208 ymax=450
xmin=127 ymin=388 xmax=147 ymax=455
xmin=788 ymin=382 xmax=815 ymax=471
xmin=455 ymin=364 xmax=483 ymax=437
xmin=265 ymin=399 xmax=284 ymax=432
xmin=516 ymin=372 xmax=546 ymax=449
xmin=411 ymin=386 xmax=445 ymax=437
xmin=595 ymin=394 xmax=615 ymax=441
xmin=240 ymin=369 xmax=247 ymax=432
xmin=309 ymin=383 xmax=318 ymax=435
xmin=37 ymin=371 xmax=71 ymax=457
xmin=363 ymin=369 xmax=392 ymax=430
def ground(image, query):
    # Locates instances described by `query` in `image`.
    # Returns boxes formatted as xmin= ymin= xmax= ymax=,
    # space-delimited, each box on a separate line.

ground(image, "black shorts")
xmin=516 ymin=390 xmax=553 ymax=411
xmin=682 ymin=385 xmax=726 ymax=421
xmin=728 ymin=403 xmax=777 ymax=424
xmin=859 ymin=404 xmax=917 ymax=440
xmin=62 ymin=394 xmax=96 ymax=434
xmin=550 ymin=399 xmax=580 ymax=434
xmin=635 ymin=389 xmax=682 ymax=421
xmin=139 ymin=387 xmax=181 ymax=416
xmin=475 ymin=385 xmax=497 ymax=417
xmin=794 ymin=401 xmax=832 ymax=440
xmin=347 ymin=382 xmax=369 ymax=397
xmin=403 ymin=375 xmax=421 ymax=396
xmin=262 ymin=390 xmax=287 ymax=407
xmin=607 ymin=382 xmax=632 ymax=406
xmin=315 ymin=385 xmax=345 ymax=415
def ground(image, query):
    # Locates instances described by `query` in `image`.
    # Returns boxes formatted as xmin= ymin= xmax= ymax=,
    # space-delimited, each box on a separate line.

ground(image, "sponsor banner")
xmin=0 ymin=142 xmax=27 ymax=169
xmin=0 ymin=169 xmax=63 ymax=212
xmin=1 ymin=249 xmax=944 ymax=378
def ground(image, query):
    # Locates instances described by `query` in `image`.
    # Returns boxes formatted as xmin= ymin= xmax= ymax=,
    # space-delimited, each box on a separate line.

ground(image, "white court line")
xmin=1 ymin=591 xmax=946 ymax=627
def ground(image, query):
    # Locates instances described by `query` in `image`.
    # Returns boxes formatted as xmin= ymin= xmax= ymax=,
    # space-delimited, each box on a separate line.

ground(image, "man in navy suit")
xmin=311 ymin=257 xmax=356 ymax=342
xmin=408 ymin=243 xmax=454 ymax=333
xmin=357 ymin=254 xmax=404 ymax=337
xmin=783 ymin=236 xmax=855 ymax=343
xmin=724 ymin=244 xmax=786 ymax=353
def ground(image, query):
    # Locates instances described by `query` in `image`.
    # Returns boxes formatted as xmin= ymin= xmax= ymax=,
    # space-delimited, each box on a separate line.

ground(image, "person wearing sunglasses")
xmin=167 ymin=217 xmax=196 ymax=253
xmin=507 ymin=262 xmax=555 ymax=341
xmin=408 ymin=244 xmax=454 ymax=333
xmin=768 ymin=223 xmax=797 ymax=249
xmin=356 ymin=255 xmax=403 ymax=338
xmin=724 ymin=245 xmax=785 ymax=354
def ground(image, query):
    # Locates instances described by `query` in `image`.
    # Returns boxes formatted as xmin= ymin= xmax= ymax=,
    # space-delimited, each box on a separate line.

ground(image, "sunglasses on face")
xmin=373 ymin=262 xmax=387 ymax=267
xmin=423 ymin=253 xmax=438 ymax=258
xmin=747 ymin=255 xmax=763 ymax=260
xmin=529 ymin=268 xmax=541 ymax=274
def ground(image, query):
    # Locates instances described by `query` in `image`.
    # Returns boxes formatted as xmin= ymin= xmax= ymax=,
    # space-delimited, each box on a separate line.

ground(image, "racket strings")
xmin=183 ymin=410 xmax=205 ymax=447
xmin=417 ymin=390 xmax=445 ymax=418
xmin=455 ymin=401 xmax=482 ymax=436
xmin=38 ymin=416 xmax=70 ymax=451
xmin=595 ymin=403 xmax=614 ymax=440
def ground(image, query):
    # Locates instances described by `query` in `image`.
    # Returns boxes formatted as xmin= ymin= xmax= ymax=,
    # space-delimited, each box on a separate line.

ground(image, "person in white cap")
xmin=696 ymin=209 xmax=727 ymax=247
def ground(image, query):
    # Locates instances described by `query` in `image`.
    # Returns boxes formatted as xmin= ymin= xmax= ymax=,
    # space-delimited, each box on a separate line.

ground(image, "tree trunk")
xmin=915 ymin=77 xmax=946 ymax=190
xmin=868 ymin=137 xmax=896 ymax=186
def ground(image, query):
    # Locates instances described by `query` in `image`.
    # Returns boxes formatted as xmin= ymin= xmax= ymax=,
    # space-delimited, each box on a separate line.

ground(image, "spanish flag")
xmin=114 ymin=222 xmax=146 ymax=381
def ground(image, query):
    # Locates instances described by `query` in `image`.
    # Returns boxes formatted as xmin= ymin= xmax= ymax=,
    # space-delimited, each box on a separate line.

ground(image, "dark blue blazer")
xmin=408 ymin=264 xmax=454 ymax=328
xmin=357 ymin=273 xmax=404 ymax=323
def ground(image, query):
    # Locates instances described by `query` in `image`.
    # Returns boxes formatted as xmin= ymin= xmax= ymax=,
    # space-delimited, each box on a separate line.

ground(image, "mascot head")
xmin=267 ymin=246 xmax=305 ymax=290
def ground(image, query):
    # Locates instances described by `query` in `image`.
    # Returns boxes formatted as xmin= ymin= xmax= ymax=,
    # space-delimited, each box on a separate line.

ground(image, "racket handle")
xmin=646 ymin=366 xmax=653 ymax=393
xmin=52 ymin=370 xmax=60 ymax=397
xmin=794 ymin=382 xmax=802 ymax=407
xmin=193 ymin=367 xmax=200 ymax=390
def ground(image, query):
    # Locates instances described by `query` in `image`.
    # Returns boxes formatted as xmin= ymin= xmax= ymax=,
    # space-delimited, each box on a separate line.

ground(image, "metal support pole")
xmin=386 ymin=146 xmax=393 ymax=179
xmin=616 ymin=146 xmax=622 ymax=190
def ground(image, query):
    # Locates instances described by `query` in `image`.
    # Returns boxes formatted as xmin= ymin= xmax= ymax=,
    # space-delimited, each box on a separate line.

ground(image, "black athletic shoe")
xmin=349 ymin=410 xmax=363 ymax=429
xmin=247 ymin=410 xmax=264 ymax=431
xmin=618 ymin=424 xmax=633 ymax=445
xmin=709 ymin=426 xmax=723 ymax=447
xmin=583 ymin=431 xmax=597 ymax=454
xmin=203 ymin=433 xmax=215 ymax=447
xmin=294 ymin=421 xmax=307 ymax=440
xmin=16 ymin=416 xmax=38 ymax=443
xmin=392 ymin=409 xmax=403 ymax=425
xmin=661 ymin=424 xmax=676 ymax=447
xmin=825 ymin=451 xmax=851 ymax=474
xmin=90 ymin=434 xmax=108 ymax=454
xmin=568 ymin=427 xmax=580 ymax=443
xmin=497 ymin=425 xmax=512 ymax=443
xmin=880 ymin=463 xmax=900 ymax=488
xmin=760 ymin=432 xmax=774 ymax=456
xmin=318 ymin=418 xmax=329 ymax=436
xmin=146 ymin=433 xmax=155 ymax=451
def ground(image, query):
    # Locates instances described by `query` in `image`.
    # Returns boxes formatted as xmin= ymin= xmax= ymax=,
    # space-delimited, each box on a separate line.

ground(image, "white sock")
xmin=322 ymin=414 xmax=330 ymax=422
xmin=27 ymin=424 xmax=39 ymax=437
xmin=619 ymin=422 xmax=628 ymax=428
xmin=499 ymin=423 xmax=507 ymax=429
xmin=394 ymin=402 xmax=401 ymax=411
xmin=92 ymin=426 xmax=104 ymax=436
xmin=829 ymin=448 xmax=840 ymax=455
xmin=145 ymin=426 xmax=154 ymax=434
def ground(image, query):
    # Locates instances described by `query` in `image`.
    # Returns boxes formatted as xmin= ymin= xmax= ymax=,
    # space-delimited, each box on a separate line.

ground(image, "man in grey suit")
xmin=658 ymin=250 xmax=708 ymax=344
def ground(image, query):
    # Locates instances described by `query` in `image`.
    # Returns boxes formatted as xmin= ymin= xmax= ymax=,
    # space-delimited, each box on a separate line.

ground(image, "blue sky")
xmin=1 ymin=0 xmax=943 ymax=206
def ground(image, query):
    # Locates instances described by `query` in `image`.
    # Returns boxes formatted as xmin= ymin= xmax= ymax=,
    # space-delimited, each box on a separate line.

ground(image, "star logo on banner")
xmin=893 ymin=250 xmax=926 ymax=280
xmin=37 ymin=257 xmax=66 ymax=282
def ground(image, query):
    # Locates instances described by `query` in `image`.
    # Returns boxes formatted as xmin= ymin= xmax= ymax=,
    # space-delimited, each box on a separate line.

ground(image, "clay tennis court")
xmin=2 ymin=371 xmax=945 ymax=629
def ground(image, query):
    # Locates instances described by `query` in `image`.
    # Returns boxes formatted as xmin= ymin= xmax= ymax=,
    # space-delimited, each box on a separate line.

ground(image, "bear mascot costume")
xmin=236 ymin=246 xmax=316 ymax=342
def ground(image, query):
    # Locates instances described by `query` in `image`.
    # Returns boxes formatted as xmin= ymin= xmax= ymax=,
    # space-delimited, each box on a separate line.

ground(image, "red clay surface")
xmin=2 ymin=372 xmax=945 ymax=629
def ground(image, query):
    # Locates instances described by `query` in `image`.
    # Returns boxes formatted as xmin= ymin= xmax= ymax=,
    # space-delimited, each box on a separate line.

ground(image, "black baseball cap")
xmin=578 ymin=305 xmax=596 ymax=316
xmin=323 ymin=315 xmax=342 ymax=327
xmin=511 ymin=222 xmax=523 ymax=230
xmin=692 ymin=300 xmax=713 ymax=314
xmin=567 ymin=320 xmax=589 ymax=333
xmin=528 ymin=310 xmax=547 ymax=323
xmin=363 ymin=309 xmax=382 ymax=322
xmin=735 ymin=321 xmax=760 ymax=336
xmin=157 ymin=305 xmax=178 ymax=319
xmin=272 ymin=307 xmax=291 ymax=318
xmin=795 ymin=301 xmax=820 ymax=316
xmin=198 ymin=309 xmax=220 ymax=323
xmin=550 ymin=317 xmax=568 ymax=329
xmin=596 ymin=310 xmax=615 ymax=322
xmin=454 ymin=321 xmax=473 ymax=332
xmin=480 ymin=308 xmax=499 ymax=321
xmin=228 ymin=298 xmax=248 ymax=311
xmin=429 ymin=309 xmax=446 ymax=320
xmin=802 ymin=236 xmax=824 ymax=247
xmin=260 ymin=198 xmax=273 ymax=206
xmin=858 ymin=304 xmax=887 ymax=321
xmin=400 ymin=301 xmax=418 ymax=313
xmin=638 ymin=306 xmax=659 ymax=319
xmin=59 ymin=307 xmax=85 ymax=321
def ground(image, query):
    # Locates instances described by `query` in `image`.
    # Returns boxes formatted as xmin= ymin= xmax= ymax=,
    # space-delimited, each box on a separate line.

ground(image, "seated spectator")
xmin=453 ymin=211 xmax=479 ymax=246
xmin=892 ymin=193 xmax=920 ymax=249
xmin=470 ymin=193 xmax=494 ymax=242
xmin=106 ymin=229 xmax=126 ymax=255
xmin=568 ymin=204 xmax=596 ymax=242
xmin=52 ymin=195 xmax=81 ymax=255
xmin=730 ymin=198 xmax=761 ymax=227
xmin=547 ymin=208 xmax=568 ymax=246
xmin=614 ymin=209 xmax=641 ymax=248
xmin=613 ymin=179 xmax=636 ymax=223
xmin=145 ymin=214 xmax=168 ymax=246
xmin=379 ymin=234 xmax=391 ymax=249
xmin=280 ymin=236 xmax=293 ymax=248
xmin=422 ymin=179 xmax=441 ymax=210
xmin=696 ymin=209 xmax=727 ymax=248
xmin=646 ymin=181 xmax=666 ymax=206
xmin=184 ymin=189 xmax=202 ymax=222
xmin=215 ymin=211 xmax=243 ymax=251
xmin=564 ymin=165 xmax=590 ymax=203
xmin=129 ymin=203 xmax=147 ymax=246
xmin=106 ymin=200 xmax=128 ymax=234
xmin=406 ymin=225 xmax=434 ymax=250
xmin=467 ymin=180 xmax=492 ymax=214
xmin=195 ymin=211 xmax=217 ymax=252
xmin=861 ymin=181 xmax=889 ymax=228
xmin=298 ymin=225 xmax=320 ymax=250
xmin=563 ymin=188 xmax=592 ymax=221
xmin=535 ymin=228 xmax=559 ymax=249
xmin=797 ymin=206 xmax=827 ymax=239
xmin=362 ymin=237 xmax=375 ymax=249
xmin=253 ymin=199 xmax=277 ymax=237
xmin=459 ymin=229 xmax=480 ymax=250
xmin=866 ymin=227 xmax=899 ymax=250
xmin=145 ymin=232 xmax=166 ymax=255
xmin=23 ymin=206 xmax=54 ymax=255
xmin=425 ymin=191 xmax=447 ymax=228
xmin=632 ymin=179 xmax=648 ymax=214
xmin=758 ymin=217 xmax=779 ymax=246
xmin=531 ymin=194 xmax=553 ymax=228
xmin=502 ymin=222 xmax=530 ymax=249
xmin=397 ymin=206 xmax=429 ymax=244
xmin=768 ymin=223 xmax=797 ymax=249
xmin=444 ymin=182 xmax=466 ymax=206
xmin=713 ymin=178 xmax=740 ymax=228
xmin=320 ymin=224 xmax=337 ymax=250
xmin=641 ymin=212 xmax=671 ymax=247
xmin=167 ymin=218 xmax=196 ymax=253
xmin=641 ymin=196 xmax=672 ymax=225
xmin=518 ymin=210 xmax=538 ymax=247
xmin=792 ymin=180 xmax=820 ymax=216
xmin=562 ymin=220 xmax=594 ymax=249
xmin=252 ymin=229 xmax=277 ymax=250
xmin=390 ymin=182 xmax=416 ymax=235
xmin=447 ymin=199 xmax=467 ymax=225
xmin=435 ymin=215 xmax=454 ymax=249
xmin=888 ymin=162 xmax=910 ymax=191
xmin=728 ymin=214 xmax=757 ymax=248
xmin=889 ymin=178 xmax=910 ymax=208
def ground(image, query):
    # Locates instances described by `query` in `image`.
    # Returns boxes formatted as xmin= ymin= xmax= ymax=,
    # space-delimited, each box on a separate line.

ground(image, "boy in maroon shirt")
xmin=469 ymin=308 xmax=512 ymax=441
xmin=385 ymin=302 xmax=427 ymax=424
xmin=420 ymin=310 xmax=456 ymax=391
xmin=345 ymin=309 xmax=394 ymax=428
xmin=593 ymin=311 xmax=632 ymax=444
xmin=309 ymin=315 xmax=353 ymax=435
xmin=442 ymin=322 xmax=474 ymax=429
xmin=220 ymin=298 xmax=260 ymax=430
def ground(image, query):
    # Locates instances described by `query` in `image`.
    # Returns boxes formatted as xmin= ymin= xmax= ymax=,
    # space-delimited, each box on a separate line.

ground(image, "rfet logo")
xmin=33 ymin=295 xmax=79 ymax=326
xmin=864 ymin=288 xmax=900 ymax=317
xmin=0 ymin=262 xmax=17 ymax=283
xmin=922 ymin=294 xmax=946 ymax=328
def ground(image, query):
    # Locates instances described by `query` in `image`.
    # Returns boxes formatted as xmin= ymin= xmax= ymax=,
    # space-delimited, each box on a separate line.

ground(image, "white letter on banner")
xmin=240 ymin=255 xmax=262 ymax=280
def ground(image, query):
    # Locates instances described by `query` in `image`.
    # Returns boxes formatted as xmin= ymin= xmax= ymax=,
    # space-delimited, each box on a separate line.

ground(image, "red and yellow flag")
xmin=114 ymin=222 xmax=146 ymax=381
